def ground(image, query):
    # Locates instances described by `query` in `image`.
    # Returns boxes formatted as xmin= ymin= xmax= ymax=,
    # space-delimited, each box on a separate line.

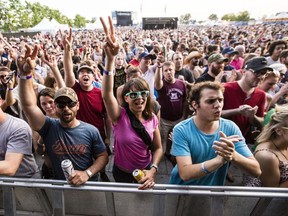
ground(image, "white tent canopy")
xmin=85 ymin=20 xmax=103 ymax=30
xmin=27 ymin=18 xmax=69 ymax=35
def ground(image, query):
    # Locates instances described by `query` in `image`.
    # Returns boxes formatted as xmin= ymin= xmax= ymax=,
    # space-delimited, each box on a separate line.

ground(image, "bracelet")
xmin=150 ymin=164 xmax=158 ymax=172
xmin=18 ymin=74 xmax=33 ymax=80
xmin=201 ymin=162 xmax=210 ymax=174
xmin=7 ymin=88 xmax=14 ymax=91
xmin=103 ymin=70 xmax=114 ymax=76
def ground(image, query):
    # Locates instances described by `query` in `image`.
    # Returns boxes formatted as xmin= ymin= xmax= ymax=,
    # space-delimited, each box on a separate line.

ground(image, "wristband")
xmin=157 ymin=65 xmax=162 ymax=68
xmin=7 ymin=88 xmax=14 ymax=91
xmin=150 ymin=164 xmax=158 ymax=172
xmin=103 ymin=70 xmax=114 ymax=76
xmin=201 ymin=162 xmax=210 ymax=174
xmin=18 ymin=74 xmax=33 ymax=80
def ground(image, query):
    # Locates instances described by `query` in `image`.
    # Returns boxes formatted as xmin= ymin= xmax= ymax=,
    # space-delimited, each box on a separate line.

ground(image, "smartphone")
xmin=162 ymin=46 xmax=166 ymax=61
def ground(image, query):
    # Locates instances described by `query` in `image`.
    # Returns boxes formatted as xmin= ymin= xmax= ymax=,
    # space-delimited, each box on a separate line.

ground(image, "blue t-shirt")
xmin=38 ymin=117 xmax=106 ymax=180
xmin=169 ymin=117 xmax=252 ymax=186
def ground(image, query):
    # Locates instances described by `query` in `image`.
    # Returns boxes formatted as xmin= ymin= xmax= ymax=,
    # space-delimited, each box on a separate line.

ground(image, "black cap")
xmin=244 ymin=57 xmax=273 ymax=73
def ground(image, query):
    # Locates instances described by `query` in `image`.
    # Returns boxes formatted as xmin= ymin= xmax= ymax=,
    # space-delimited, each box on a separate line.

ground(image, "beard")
xmin=211 ymin=65 xmax=223 ymax=76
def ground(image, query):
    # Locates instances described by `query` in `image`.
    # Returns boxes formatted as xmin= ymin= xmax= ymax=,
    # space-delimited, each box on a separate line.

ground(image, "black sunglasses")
xmin=0 ymin=75 xmax=7 ymax=79
xmin=56 ymin=101 xmax=77 ymax=109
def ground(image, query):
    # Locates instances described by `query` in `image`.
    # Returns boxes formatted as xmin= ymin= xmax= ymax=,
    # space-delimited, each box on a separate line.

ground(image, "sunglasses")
xmin=125 ymin=91 xmax=149 ymax=100
xmin=56 ymin=101 xmax=77 ymax=109
xmin=0 ymin=75 xmax=7 ymax=79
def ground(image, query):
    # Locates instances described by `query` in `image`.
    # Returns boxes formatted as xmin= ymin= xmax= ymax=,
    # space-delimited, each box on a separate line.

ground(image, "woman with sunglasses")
xmin=245 ymin=104 xmax=288 ymax=187
xmin=100 ymin=17 xmax=162 ymax=190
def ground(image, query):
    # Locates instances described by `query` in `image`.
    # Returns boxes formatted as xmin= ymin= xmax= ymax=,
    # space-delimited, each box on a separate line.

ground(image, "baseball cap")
xmin=222 ymin=47 xmax=239 ymax=55
xmin=208 ymin=54 xmax=228 ymax=64
xmin=54 ymin=87 xmax=78 ymax=102
xmin=77 ymin=65 xmax=94 ymax=74
xmin=138 ymin=52 xmax=156 ymax=60
xmin=244 ymin=57 xmax=273 ymax=73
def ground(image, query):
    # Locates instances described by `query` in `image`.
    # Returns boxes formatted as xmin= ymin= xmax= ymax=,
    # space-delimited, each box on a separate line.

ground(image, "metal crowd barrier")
xmin=0 ymin=177 xmax=288 ymax=216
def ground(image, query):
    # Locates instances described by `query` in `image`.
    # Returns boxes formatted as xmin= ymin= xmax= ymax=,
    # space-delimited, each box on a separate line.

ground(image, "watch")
xmin=150 ymin=164 xmax=158 ymax=172
xmin=86 ymin=169 xmax=93 ymax=178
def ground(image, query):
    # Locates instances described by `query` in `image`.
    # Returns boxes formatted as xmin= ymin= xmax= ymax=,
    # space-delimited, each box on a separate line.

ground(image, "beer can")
xmin=61 ymin=159 xmax=74 ymax=180
xmin=132 ymin=169 xmax=145 ymax=182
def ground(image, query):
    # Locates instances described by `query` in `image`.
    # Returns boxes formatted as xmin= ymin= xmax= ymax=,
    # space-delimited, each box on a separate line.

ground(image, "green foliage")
xmin=0 ymin=0 xmax=83 ymax=32
xmin=74 ymin=14 xmax=86 ymax=28
xmin=208 ymin=14 xmax=218 ymax=21
xmin=221 ymin=11 xmax=251 ymax=21
xmin=179 ymin=13 xmax=192 ymax=24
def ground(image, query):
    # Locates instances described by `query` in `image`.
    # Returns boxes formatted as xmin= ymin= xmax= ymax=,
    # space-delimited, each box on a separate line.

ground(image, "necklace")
xmin=271 ymin=140 xmax=288 ymax=161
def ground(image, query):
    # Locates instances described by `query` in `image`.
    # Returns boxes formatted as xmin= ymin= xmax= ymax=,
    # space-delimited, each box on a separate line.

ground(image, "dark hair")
xmin=126 ymin=65 xmax=141 ymax=79
xmin=280 ymin=49 xmax=288 ymax=59
xmin=207 ymin=44 xmax=219 ymax=55
xmin=37 ymin=87 xmax=56 ymax=114
xmin=267 ymin=40 xmax=287 ymax=56
xmin=121 ymin=78 xmax=153 ymax=120
xmin=188 ymin=81 xmax=224 ymax=108
xmin=44 ymin=74 xmax=56 ymax=88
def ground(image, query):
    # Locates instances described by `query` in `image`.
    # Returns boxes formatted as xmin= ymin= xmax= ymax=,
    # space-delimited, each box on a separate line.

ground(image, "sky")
xmin=24 ymin=0 xmax=286 ymax=21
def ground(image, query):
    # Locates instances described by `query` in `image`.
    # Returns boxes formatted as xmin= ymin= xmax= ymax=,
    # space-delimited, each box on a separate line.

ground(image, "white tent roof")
xmin=50 ymin=19 xmax=69 ymax=30
xmin=275 ymin=12 xmax=288 ymax=19
xmin=85 ymin=20 xmax=103 ymax=30
xmin=28 ymin=18 xmax=69 ymax=35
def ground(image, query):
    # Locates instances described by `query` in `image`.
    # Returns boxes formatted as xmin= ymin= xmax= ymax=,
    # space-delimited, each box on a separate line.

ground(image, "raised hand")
xmin=16 ymin=44 xmax=39 ymax=76
xmin=100 ymin=16 xmax=120 ymax=60
xmin=61 ymin=28 xmax=73 ymax=51
xmin=41 ymin=49 xmax=58 ymax=69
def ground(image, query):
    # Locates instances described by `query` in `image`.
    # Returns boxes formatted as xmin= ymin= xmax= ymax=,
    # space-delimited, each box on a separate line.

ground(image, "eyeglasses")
xmin=125 ymin=91 xmax=149 ymax=100
xmin=56 ymin=101 xmax=77 ymax=109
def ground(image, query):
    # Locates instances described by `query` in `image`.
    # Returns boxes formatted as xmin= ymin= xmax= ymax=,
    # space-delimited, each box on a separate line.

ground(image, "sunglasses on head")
xmin=56 ymin=101 xmax=77 ymax=109
xmin=125 ymin=91 xmax=149 ymax=100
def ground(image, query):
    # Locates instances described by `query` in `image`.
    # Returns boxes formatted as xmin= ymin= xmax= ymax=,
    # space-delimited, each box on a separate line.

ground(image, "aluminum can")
xmin=132 ymin=169 xmax=145 ymax=182
xmin=61 ymin=159 xmax=74 ymax=180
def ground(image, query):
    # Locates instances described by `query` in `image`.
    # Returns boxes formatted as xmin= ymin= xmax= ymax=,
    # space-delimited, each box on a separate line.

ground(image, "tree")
xmin=221 ymin=13 xmax=236 ymax=21
xmin=221 ymin=11 xmax=251 ymax=21
xmin=179 ymin=13 xmax=192 ymax=24
xmin=74 ymin=14 xmax=86 ymax=28
xmin=236 ymin=11 xmax=250 ymax=21
xmin=208 ymin=14 xmax=218 ymax=21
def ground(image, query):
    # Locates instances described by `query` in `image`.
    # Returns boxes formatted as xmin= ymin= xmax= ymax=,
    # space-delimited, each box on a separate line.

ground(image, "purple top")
xmin=113 ymin=108 xmax=158 ymax=172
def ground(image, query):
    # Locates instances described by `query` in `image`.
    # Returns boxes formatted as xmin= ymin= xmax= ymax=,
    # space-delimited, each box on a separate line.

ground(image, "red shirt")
xmin=223 ymin=82 xmax=266 ymax=142
xmin=73 ymin=82 xmax=105 ymax=136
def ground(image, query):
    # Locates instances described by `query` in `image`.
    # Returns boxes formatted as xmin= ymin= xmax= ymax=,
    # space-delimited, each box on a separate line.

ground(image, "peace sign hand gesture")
xmin=100 ymin=16 xmax=120 ymax=61
xmin=16 ymin=44 xmax=39 ymax=76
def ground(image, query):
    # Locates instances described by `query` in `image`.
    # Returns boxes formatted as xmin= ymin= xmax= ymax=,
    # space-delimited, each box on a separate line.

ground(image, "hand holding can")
xmin=61 ymin=159 xmax=75 ymax=181
xmin=132 ymin=169 xmax=145 ymax=182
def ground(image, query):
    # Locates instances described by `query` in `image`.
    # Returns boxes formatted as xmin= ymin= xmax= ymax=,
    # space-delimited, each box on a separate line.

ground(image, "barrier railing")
xmin=0 ymin=177 xmax=288 ymax=216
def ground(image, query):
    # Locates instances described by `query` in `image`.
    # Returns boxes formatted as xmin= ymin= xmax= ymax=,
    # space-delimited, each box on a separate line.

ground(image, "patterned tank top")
xmin=245 ymin=149 xmax=288 ymax=187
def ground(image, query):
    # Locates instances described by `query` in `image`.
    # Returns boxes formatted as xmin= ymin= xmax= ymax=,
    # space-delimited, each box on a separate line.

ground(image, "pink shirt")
xmin=113 ymin=108 xmax=158 ymax=172
xmin=230 ymin=57 xmax=244 ymax=70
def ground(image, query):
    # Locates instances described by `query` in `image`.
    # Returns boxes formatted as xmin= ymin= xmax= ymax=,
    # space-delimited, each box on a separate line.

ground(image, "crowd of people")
xmin=0 ymin=18 xmax=288 ymax=189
